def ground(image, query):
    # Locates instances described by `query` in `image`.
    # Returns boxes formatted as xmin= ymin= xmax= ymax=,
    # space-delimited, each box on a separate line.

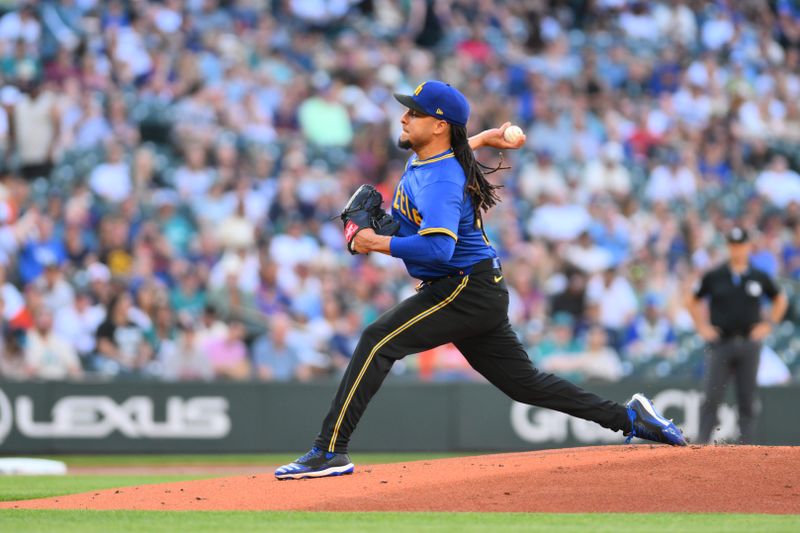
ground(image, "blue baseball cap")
xmin=394 ymin=80 xmax=470 ymax=127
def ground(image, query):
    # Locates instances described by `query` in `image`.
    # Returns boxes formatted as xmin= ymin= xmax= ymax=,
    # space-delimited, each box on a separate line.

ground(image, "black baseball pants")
xmin=315 ymin=259 xmax=631 ymax=453
xmin=698 ymin=338 xmax=761 ymax=444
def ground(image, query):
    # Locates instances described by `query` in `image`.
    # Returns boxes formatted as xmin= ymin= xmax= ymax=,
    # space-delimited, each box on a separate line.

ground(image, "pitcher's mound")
xmin=3 ymin=445 xmax=799 ymax=513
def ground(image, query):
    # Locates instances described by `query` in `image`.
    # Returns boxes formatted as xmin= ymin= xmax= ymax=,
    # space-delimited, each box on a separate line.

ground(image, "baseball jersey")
xmin=694 ymin=263 xmax=780 ymax=336
xmin=391 ymin=148 xmax=496 ymax=280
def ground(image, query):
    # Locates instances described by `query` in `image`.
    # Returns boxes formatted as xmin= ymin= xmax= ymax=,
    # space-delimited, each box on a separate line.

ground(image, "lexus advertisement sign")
xmin=0 ymin=381 xmax=797 ymax=453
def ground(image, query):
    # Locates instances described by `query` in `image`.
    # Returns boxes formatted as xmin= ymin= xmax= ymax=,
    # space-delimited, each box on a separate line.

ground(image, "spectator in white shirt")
xmin=53 ymin=288 xmax=105 ymax=362
xmin=518 ymin=150 xmax=567 ymax=203
xmin=88 ymin=140 xmax=132 ymax=203
xmin=564 ymin=231 xmax=614 ymax=274
xmin=0 ymin=5 xmax=41 ymax=49
xmin=25 ymin=309 xmax=82 ymax=380
xmin=685 ymin=53 xmax=728 ymax=92
xmin=653 ymin=1 xmax=698 ymax=48
xmin=570 ymin=110 xmax=603 ymax=163
xmin=269 ymin=217 xmax=321 ymax=269
xmin=174 ymin=144 xmax=215 ymax=200
xmin=755 ymin=154 xmax=800 ymax=208
xmin=35 ymin=257 xmax=75 ymax=312
xmin=582 ymin=142 xmax=631 ymax=197
xmin=737 ymin=95 xmax=788 ymax=140
xmin=619 ymin=2 xmax=661 ymax=42
xmin=672 ymin=82 xmax=713 ymax=129
xmin=586 ymin=266 xmax=638 ymax=348
xmin=527 ymin=190 xmax=592 ymax=242
xmin=152 ymin=0 xmax=183 ymax=35
xmin=73 ymin=93 xmax=112 ymax=149
xmin=701 ymin=7 xmax=735 ymax=51
xmin=112 ymin=16 xmax=153 ymax=79
xmin=645 ymin=151 xmax=697 ymax=203
xmin=160 ymin=317 xmax=214 ymax=382
xmin=208 ymin=247 xmax=260 ymax=294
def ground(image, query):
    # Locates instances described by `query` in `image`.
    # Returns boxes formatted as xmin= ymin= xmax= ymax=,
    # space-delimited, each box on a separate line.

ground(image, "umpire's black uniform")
xmin=692 ymin=228 xmax=784 ymax=444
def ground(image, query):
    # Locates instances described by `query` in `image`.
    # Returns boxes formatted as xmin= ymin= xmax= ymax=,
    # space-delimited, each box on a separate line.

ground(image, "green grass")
xmin=27 ymin=452 xmax=468 ymax=467
xmin=0 ymin=511 xmax=796 ymax=533
xmin=0 ymin=475 xmax=204 ymax=502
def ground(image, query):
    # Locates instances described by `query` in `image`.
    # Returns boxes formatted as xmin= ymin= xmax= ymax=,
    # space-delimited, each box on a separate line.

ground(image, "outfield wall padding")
xmin=0 ymin=380 xmax=797 ymax=453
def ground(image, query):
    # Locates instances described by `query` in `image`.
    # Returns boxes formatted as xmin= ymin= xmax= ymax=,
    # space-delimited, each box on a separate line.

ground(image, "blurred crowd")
xmin=0 ymin=0 xmax=799 ymax=385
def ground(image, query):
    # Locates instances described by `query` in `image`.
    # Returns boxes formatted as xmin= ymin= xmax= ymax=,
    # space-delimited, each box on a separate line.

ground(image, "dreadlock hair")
xmin=450 ymin=124 xmax=508 ymax=227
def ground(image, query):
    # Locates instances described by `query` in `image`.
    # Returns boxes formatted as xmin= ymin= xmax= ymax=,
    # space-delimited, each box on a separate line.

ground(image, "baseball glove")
xmin=341 ymin=184 xmax=400 ymax=254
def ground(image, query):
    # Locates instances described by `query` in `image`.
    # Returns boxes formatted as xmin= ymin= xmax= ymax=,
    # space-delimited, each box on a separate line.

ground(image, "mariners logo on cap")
xmin=394 ymin=80 xmax=471 ymax=127
xmin=727 ymin=226 xmax=749 ymax=243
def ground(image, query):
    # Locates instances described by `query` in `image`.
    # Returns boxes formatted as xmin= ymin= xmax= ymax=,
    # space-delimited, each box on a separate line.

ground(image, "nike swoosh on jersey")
xmin=493 ymin=275 xmax=503 ymax=283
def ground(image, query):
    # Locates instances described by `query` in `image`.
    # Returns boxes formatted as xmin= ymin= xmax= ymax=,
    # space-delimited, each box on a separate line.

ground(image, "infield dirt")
xmin=2 ymin=445 xmax=798 ymax=513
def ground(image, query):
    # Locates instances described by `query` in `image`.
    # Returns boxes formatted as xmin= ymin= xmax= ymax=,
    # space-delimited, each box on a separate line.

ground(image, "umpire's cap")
xmin=394 ymin=80 xmax=470 ymax=127
xmin=727 ymin=226 xmax=749 ymax=244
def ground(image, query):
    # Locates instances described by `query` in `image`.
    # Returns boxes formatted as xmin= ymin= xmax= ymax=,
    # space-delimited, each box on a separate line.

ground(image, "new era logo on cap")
xmin=394 ymin=80 xmax=470 ymax=127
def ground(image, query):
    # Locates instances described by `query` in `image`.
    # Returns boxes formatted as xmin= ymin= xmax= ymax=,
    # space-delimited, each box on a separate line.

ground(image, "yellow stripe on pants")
xmin=328 ymin=275 xmax=470 ymax=452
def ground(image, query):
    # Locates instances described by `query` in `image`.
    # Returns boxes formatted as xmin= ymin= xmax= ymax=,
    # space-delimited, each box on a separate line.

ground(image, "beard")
xmin=397 ymin=138 xmax=412 ymax=150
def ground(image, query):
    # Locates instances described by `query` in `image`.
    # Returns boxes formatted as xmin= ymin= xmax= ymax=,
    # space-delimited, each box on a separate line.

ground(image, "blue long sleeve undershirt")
xmin=389 ymin=233 xmax=456 ymax=264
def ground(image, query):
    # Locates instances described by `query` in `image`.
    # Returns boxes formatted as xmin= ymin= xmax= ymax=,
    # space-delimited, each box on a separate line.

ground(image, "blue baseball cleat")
xmin=274 ymin=447 xmax=354 ymax=480
xmin=625 ymin=393 xmax=688 ymax=446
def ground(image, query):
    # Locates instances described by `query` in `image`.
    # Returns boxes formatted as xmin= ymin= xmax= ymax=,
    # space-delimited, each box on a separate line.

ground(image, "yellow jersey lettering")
xmin=393 ymin=186 xmax=402 ymax=210
xmin=392 ymin=184 xmax=422 ymax=227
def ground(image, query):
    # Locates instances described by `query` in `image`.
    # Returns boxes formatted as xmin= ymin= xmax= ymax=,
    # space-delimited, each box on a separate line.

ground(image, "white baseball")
xmin=503 ymin=125 xmax=524 ymax=144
